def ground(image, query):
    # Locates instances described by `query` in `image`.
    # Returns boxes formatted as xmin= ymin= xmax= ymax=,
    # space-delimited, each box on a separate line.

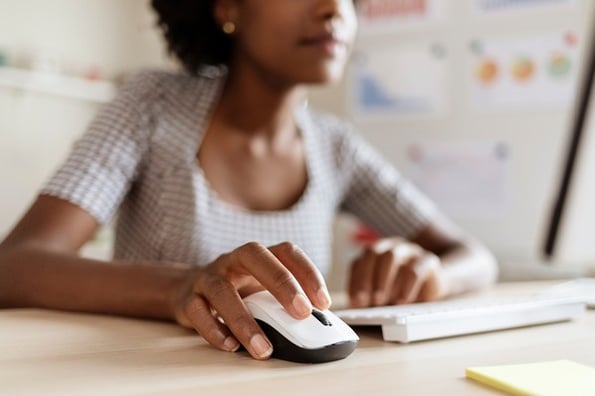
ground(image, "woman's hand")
xmin=171 ymin=241 xmax=331 ymax=360
xmin=348 ymin=237 xmax=450 ymax=307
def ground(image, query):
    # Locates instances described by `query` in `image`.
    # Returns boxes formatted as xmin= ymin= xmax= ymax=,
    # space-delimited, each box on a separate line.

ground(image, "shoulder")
xmin=305 ymin=109 xmax=351 ymax=135
xmin=304 ymin=109 xmax=370 ymax=159
xmin=115 ymin=66 xmax=223 ymax=110
xmin=304 ymin=109 xmax=361 ymax=147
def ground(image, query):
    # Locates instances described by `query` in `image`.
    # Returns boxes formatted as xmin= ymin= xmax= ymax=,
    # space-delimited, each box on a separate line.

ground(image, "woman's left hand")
xmin=347 ymin=237 xmax=450 ymax=307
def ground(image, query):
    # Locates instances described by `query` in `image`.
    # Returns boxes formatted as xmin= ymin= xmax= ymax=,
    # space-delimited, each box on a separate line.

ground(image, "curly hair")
xmin=151 ymin=0 xmax=232 ymax=74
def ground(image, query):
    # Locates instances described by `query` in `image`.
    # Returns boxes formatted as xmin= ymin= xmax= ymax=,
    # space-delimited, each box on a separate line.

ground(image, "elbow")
xmin=0 ymin=242 xmax=15 ymax=274
xmin=0 ymin=243 xmax=40 ymax=309
xmin=0 ymin=246 xmax=18 ymax=308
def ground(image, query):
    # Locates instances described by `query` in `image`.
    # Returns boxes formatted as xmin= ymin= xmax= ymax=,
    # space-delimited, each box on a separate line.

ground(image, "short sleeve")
xmin=40 ymin=71 xmax=158 ymax=225
xmin=335 ymin=125 xmax=438 ymax=239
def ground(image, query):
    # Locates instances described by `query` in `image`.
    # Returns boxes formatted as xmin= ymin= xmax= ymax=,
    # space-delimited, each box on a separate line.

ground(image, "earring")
xmin=222 ymin=21 xmax=236 ymax=34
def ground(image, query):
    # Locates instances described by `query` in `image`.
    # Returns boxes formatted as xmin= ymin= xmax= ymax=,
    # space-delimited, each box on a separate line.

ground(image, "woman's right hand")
xmin=170 ymin=241 xmax=331 ymax=360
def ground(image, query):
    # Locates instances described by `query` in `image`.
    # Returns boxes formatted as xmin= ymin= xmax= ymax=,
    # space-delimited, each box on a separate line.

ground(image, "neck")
xmin=216 ymin=57 xmax=306 ymax=139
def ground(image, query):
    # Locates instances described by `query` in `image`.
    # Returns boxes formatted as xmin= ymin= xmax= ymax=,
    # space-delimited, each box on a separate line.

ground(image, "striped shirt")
xmin=41 ymin=68 xmax=437 ymax=276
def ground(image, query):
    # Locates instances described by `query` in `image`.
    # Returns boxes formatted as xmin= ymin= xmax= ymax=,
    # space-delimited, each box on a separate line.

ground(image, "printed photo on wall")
xmin=356 ymin=0 xmax=448 ymax=34
xmin=468 ymin=31 xmax=580 ymax=111
xmin=474 ymin=0 xmax=576 ymax=15
xmin=350 ymin=42 xmax=450 ymax=118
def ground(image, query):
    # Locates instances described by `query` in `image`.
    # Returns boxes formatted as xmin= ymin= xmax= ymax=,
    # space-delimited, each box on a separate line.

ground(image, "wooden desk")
xmin=2 ymin=282 xmax=594 ymax=396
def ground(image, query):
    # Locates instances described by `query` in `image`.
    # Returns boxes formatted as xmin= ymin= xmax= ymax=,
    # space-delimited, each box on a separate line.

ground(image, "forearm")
xmin=0 ymin=246 xmax=189 ymax=320
xmin=439 ymin=240 xmax=499 ymax=296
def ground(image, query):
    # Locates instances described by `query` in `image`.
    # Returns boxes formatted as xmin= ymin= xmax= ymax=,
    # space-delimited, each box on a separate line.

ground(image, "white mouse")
xmin=243 ymin=290 xmax=359 ymax=363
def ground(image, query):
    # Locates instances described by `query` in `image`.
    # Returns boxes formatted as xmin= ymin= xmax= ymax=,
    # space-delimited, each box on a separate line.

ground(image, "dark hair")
xmin=151 ymin=0 xmax=232 ymax=74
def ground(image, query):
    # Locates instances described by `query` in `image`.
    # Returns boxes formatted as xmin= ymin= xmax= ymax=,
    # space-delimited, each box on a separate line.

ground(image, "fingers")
xmin=195 ymin=273 xmax=273 ymax=360
xmin=415 ymin=254 xmax=445 ymax=302
xmin=389 ymin=261 xmax=423 ymax=305
xmin=186 ymin=241 xmax=330 ymax=360
xmin=390 ymin=253 xmax=441 ymax=305
xmin=183 ymin=293 xmax=241 ymax=353
xmin=348 ymin=248 xmax=376 ymax=307
xmin=268 ymin=242 xmax=331 ymax=310
xmin=225 ymin=242 xmax=315 ymax=319
xmin=349 ymin=240 xmax=416 ymax=307
xmin=348 ymin=238 xmax=443 ymax=307
xmin=371 ymin=249 xmax=399 ymax=305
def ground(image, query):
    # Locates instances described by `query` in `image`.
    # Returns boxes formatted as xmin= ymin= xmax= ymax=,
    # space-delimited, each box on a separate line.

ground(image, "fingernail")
xmin=373 ymin=291 xmax=384 ymax=306
xmin=317 ymin=288 xmax=332 ymax=309
xmin=292 ymin=293 xmax=312 ymax=316
xmin=356 ymin=291 xmax=369 ymax=307
xmin=250 ymin=334 xmax=273 ymax=358
xmin=223 ymin=336 xmax=240 ymax=352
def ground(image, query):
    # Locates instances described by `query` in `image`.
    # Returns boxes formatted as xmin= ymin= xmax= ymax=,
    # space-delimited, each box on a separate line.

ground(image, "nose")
xmin=314 ymin=0 xmax=358 ymax=41
xmin=314 ymin=0 xmax=344 ymax=21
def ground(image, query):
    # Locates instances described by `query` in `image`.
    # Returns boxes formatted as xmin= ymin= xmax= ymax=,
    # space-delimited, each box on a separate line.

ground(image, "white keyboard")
xmin=543 ymin=278 xmax=595 ymax=308
xmin=334 ymin=295 xmax=586 ymax=343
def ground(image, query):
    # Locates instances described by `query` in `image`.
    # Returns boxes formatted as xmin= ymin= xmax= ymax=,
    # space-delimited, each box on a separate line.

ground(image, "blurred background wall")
xmin=2 ymin=0 xmax=595 ymax=288
xmin=0 ymin=0 xmax=173 ymax=255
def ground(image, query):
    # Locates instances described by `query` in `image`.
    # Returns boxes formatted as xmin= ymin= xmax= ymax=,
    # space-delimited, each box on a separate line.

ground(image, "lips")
xmin=299 ymin=32 xmax=348 ymax=58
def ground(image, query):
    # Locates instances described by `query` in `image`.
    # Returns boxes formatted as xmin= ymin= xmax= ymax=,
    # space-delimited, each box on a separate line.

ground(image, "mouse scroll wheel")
xmin=311 ymin=308 xmax=332 ymax=326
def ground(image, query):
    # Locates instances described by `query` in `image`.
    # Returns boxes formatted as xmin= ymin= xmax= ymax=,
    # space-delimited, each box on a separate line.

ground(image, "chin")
xmin=297 ymin=65 xmax=346 ymax=85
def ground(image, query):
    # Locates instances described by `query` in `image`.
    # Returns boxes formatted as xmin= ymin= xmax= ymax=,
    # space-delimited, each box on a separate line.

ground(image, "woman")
xmin=0 ymin=0 xmax=497 ymax=360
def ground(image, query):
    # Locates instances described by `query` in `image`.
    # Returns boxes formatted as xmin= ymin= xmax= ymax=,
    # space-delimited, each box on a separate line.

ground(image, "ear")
xmin=213 ymin=0 xmax=240 ymax=27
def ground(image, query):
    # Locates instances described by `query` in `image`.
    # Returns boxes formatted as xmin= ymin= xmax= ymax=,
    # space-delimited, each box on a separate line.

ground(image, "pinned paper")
xmin=468 ymin=32 xmax=580 ymax=110
xmin=351 ymin=42 xmax=449 ymax=117
xmin=356 ymin=0 xmax=448 ymax=34
xmin=474 ymin=0 xmax=576 ymax=15
xmin=406 ymin=142 xmax=511 ymax=218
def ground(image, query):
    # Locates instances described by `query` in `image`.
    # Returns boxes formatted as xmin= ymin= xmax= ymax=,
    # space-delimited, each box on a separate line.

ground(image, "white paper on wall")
xmin=406 ymin=141 xmax=512 ymax=219
xmin=468 ymin=31 xmax=580 ymax=110
xmin=356 ymin=0 xmax=448 ymax=34
xmin=474 ymin=0 xmax=576 ymax=15
xmin=351 ymin=42 xmax=450 ymax=117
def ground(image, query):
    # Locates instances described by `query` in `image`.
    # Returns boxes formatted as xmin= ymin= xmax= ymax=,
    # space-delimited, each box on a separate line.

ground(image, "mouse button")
xmin=324 ymin=311 xmax=360 ymax=341
xmin=289 ymin=313 xmax=361 ymax=345
xmin=311 ymin=308 xmax=332 ymax=326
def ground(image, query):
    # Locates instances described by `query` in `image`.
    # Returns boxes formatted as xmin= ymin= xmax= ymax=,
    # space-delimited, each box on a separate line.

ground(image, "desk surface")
xmin=2 ymin=282 xmax=595 ymax=396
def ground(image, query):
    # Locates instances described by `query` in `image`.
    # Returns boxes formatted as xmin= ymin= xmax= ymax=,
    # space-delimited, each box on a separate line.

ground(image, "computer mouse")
xmin=243 ymin=290 xmax=359 ymax=363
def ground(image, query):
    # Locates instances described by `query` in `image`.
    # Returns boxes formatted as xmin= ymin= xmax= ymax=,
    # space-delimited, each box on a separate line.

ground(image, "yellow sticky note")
xmin=466 ymin=360 xmax=595 ymax=396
